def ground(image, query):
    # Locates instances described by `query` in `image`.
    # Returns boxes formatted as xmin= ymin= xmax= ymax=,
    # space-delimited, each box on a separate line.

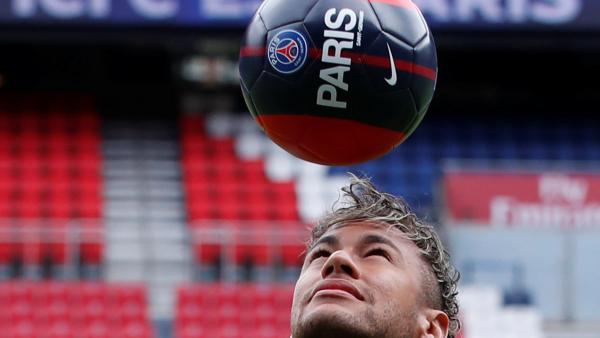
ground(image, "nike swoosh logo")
xmin=385 ymin=43 xmax=397 ymax=86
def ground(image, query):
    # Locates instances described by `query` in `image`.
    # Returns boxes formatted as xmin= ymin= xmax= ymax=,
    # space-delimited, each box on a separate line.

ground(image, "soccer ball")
xmin=239 ymin=0 xmax=437 ymax=165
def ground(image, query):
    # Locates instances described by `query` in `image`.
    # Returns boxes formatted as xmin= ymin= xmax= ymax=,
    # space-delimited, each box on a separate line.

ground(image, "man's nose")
xmin=321 ymin=250 xmax=361 ymax=279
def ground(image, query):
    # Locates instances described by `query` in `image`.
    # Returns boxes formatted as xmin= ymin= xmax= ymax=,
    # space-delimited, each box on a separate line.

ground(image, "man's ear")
xmin=417 ymin=309 xmax=449 ymax=338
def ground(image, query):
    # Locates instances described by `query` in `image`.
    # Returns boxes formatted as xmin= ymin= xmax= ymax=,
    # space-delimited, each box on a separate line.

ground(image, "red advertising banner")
xmin=444 ymin=170 xmax=600 ymax=227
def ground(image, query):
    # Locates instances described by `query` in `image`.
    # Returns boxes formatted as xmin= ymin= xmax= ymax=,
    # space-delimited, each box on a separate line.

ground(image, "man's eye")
xmin=366 ymin=248 xmax=390 ymax=260
xmin=310 ymin=249 xmax=330 ymax=261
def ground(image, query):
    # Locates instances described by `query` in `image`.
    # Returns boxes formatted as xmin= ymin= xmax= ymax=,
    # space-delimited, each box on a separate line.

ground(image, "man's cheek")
xmin=363 ymin=276 xmax=402 ymax=304
xmin=293 ymin=274 xmax=311 ymax=306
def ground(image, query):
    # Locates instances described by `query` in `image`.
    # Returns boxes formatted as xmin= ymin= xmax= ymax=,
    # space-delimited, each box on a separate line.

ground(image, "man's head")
xmin=291 ymin=175 xmax=460 ymax=338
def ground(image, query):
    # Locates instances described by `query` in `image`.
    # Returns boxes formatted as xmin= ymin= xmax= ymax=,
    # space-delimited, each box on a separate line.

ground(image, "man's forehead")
xmin=317 ymin=220 xmax=412 ymax=246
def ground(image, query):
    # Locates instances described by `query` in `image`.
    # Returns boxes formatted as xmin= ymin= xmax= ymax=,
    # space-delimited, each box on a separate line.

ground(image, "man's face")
xmin=291 ymin=221 xmax=427 ymax=338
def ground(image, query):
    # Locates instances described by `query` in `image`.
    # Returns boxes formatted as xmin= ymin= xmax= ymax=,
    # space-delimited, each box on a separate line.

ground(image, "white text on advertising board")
xmin=491 ymin=174 xmax=600 ymax=228
xmin=415 ymin=0 xmax=582 ymax=24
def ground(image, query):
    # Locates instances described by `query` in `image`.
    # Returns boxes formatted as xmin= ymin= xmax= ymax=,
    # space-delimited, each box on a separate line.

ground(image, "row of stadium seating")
xmin=0 ymin=281 xmax=152 ymax=338
xmin=0 ymin=222 xmax=102 ymax=265
xmin=192 ymin=223 xmax=305 ymax=264
xmin=0 ymin=281 xmax=296 ymax=338
xmin=175 ymin=283 xmax=293 ymax=338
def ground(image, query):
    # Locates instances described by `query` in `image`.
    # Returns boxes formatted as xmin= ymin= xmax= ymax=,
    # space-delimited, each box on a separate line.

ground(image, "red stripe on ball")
xmin=310 ymin=48 xmax=437 ymax=81
xmin=413 ymin=64 xmax=437 ymax=81
xmin=239 ymin=47 xmax=436 ymax=81
xmin=240 ymin=47 xmax=266 ymax=57
xmin=257 ymin=114 xmax=407 ymax=165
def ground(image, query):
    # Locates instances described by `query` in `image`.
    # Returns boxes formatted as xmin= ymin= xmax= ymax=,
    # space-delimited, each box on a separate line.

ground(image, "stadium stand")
xmin=175 ymin=283 xmax=293 ymax=338
xmin=0 ymin=281 xmax=153 ymax=338
xmin=0 ymin=98 xmax=595 ymax=338
xmin=0 ymin=93 xmax=103 ymax=279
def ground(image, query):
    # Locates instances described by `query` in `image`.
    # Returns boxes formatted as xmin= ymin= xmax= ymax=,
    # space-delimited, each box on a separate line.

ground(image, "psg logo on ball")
xmin=268 ymin=29 xmax=308 ymax=74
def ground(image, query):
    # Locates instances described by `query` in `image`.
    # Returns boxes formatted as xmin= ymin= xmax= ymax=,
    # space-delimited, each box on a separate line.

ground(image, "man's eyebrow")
xmin=360 ymin=234 xmax=403 ymax=257
xmin=309 ymin=234 xmax=339 ymax=251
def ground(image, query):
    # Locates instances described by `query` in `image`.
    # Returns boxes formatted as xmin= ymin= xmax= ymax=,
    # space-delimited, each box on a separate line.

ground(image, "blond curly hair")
xmin=307 ymin=174 xmax=461 ymax=337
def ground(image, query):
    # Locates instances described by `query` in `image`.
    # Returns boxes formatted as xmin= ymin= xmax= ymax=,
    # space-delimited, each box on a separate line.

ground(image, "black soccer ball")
xmin=239 ymin=0 xmax=437 ymax=165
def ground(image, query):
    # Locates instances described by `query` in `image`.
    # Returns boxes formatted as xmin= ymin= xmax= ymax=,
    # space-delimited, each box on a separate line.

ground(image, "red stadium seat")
xmin=82 ymin=320 xmax=113 ymax=338
xmin=45 ymin=222 xmax=68 ymax=265
xmin=7 ymin=281 xmax=38 ymax=301
xmin=15 ymin=195 xmax=43 ymax=219
xmin=114 ymin=303 xmax=148 ymax=327
xmin=176 ymin=321 xmax=206 ymax=338
xmin=192 ymin=230 xmax=221 ymax=265
xmin=14 ymin=224 xmax=43 ymax=264
xmin=47 ymin=133 xmax=71 ymax=150
xmin=82 ymin=300 xmax=111 ymax=323
xmin=79 ymin=223 xmax=104 ymax=265
xmin=242 ymin=160 xmax=268 ymax=183
xmin=0 ymin=222 xmax=13 ymax=264
xmin=49 ymin=202 xmax=72 ymax=219
xmin=46 ymin=320 xmax=77 ymax=338
xmin=112 ymin=284 xmax=147 ymax=306
xmin=188 ymin=203 xmax=214 ymax=221
xmin=118 ymin=322 xmax=154 ymax=338
xmin=280 ymin=223 xmax=306 ymax=268
xmin=232 ymin=223 xmax=273 ymax=266
xmin=43 ymin=282 xmax=71 ymax=302
xmin=16 ymin=136 xmax=42 ymax=153
xmin=0 ymin=193 xmax=12 ymax=218
xmin=7 ymin=320 xmax=36 ymax=338
xmin=77 ymin=282 xmax=110 ymax=304
xmin=45 ymin=300 xmax=72 ymax=323
xmin=79 ymin=199 xmax=102 ymax=219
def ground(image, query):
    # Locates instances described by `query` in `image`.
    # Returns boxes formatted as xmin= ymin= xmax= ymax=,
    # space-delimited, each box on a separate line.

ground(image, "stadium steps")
xmin=102 ymin=118 xmax=192 ymax=320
